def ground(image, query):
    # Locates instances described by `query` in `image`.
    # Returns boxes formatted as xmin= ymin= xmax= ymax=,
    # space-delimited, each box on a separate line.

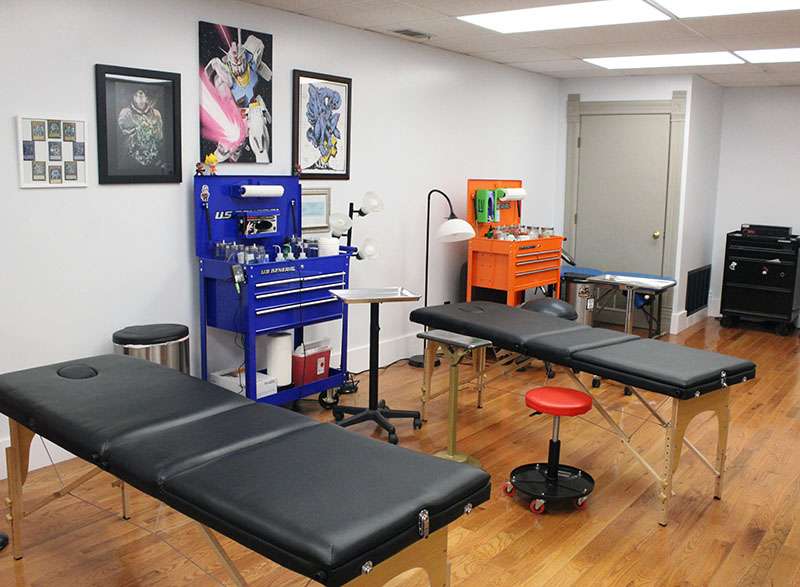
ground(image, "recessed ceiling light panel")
xmin=736 ymin=48 xmax=800 ymax=63
xmin=584 ymin=51 xmax=744 ymax=69
xmin=457 ymin=0 xmax=669 ymax=34
xmin=654 ymin=0 xmax=800 ymax=18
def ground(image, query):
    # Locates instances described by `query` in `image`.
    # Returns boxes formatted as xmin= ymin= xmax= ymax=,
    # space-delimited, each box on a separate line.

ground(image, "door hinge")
xmin=577 ymin=136 xmax=581 ymax=148
xmin=574 ymin=213 xmax=578 ymax=225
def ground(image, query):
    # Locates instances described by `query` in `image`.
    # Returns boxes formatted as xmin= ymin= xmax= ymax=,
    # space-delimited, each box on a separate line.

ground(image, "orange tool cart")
xmin=466 ymin=179 xmax=564 ymax=306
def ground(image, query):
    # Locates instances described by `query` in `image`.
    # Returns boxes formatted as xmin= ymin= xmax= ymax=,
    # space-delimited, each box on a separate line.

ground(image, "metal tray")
xmin=586 ymin=274 xmax=676 ymax=292
xmin=329 ymin=287 xmax=420 ymax=304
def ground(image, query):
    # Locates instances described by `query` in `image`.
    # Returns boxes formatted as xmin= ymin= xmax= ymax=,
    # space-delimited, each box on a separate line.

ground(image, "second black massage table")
xmin=410 ymin=301 xmax=756 ymax=526
xmin=0 ymin=355 xmax=490 ymax=586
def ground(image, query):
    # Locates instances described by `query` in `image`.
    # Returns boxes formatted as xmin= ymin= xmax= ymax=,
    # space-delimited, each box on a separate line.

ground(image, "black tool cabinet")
xmin=720 ymin=224 xmax=800 ymax=336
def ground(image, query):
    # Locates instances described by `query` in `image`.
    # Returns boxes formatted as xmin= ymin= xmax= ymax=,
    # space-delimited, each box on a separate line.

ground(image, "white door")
xmin=574 ymin=113 xmax=671 ymax=275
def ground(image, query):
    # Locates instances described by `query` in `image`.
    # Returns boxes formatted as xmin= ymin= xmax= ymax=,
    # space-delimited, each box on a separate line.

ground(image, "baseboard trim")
xmin=670 ymin=308 xmax=709 ymax=334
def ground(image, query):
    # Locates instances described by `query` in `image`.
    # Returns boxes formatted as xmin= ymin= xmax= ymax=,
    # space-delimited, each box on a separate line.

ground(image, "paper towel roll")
xmin=265 ymin=332 xmax=293 ymax=386
xmin=499 ymin=187 xmax=527 ymax=201
xmin=318 ymin=237 xmax=340 ymax=257
xmin=239 ymin=184 xmax=285 ymax=197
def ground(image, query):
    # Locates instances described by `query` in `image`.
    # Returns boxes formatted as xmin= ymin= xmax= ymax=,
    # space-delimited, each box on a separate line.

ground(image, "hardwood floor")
xmin=1 ymin=318 xmax=798 ymax=586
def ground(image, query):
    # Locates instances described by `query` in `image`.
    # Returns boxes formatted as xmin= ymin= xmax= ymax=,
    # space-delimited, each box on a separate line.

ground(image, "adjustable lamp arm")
xmin=425 ymin=189 xmax=456 ymax=309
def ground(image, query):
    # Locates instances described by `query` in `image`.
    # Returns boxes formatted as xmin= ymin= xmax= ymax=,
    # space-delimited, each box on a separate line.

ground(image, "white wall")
xmin=709 ymin=87 xmax=800 ymax=319
xmin=671 ymin=76 xmax=723 ymax=332
xmin=0 ymin=0 xmax=561 ymax=475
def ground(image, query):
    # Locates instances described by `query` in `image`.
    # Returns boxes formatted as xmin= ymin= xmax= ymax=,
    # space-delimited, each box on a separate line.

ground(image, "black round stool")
xmin=504 ymin=386 xmax=595 ymax=514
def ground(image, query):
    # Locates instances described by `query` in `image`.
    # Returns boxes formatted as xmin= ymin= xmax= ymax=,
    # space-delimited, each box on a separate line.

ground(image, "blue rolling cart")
xmin=194 ymin=175 xmax=353 ymax=405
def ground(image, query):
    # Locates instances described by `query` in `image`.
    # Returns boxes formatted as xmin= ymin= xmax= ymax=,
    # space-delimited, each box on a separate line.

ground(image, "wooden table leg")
xmin=6 ymin=419 xmax=34 ymax=560
xmin=714 ymin=389 xmax=730 ymax=500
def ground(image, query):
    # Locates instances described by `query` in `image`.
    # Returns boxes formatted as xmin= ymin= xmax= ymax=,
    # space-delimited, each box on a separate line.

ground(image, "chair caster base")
xmin=507 ymin=463 xmax=594 ymax=513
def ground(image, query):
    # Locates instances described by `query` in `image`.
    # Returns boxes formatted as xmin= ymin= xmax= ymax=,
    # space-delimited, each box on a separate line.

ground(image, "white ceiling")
xmin=246 ymin=0 xmax=800 ymax=86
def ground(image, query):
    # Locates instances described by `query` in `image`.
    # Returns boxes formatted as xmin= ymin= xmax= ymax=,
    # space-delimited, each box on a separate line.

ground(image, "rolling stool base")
xmin=508 ymin=463 xmax=594 ymax=509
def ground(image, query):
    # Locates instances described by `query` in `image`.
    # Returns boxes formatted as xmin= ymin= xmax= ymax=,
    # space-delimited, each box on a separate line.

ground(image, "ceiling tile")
xmin=508 ymin=20 xmax=699 ymax=49
xmin=404 ymin=0 xmax=601 ymax=17
xmin=425 ymin=31 xmax=524 ymax=52
xmin=715 ymin=31 xmax=800 ymax=51
xmin=302 ymin=1 xmax=443 ymax=28
xmin=684 ymin=12 xmax=800 ymax=37
xmin=510 ymin=58 xmax=603 ymax=72
xmin=472 ymin=46 xmax=570 ymax=62
xmin=562 ymin=37 xmax=725 ymax=58
xmin=372 ymin=16 xmax=498 ymax=38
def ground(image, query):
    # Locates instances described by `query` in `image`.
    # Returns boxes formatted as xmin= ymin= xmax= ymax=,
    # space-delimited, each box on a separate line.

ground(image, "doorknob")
xmin=652 ymin=230 xmax=662 ymax=240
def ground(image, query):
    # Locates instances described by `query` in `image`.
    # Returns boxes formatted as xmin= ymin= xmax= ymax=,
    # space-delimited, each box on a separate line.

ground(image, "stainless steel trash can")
xmin=112 ymin=324 xmax=190 ymax=374
xmin=564 ymin=280 xmax=596 ymax=327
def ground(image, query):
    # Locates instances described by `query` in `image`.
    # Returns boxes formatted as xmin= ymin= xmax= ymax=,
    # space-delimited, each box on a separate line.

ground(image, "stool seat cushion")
xmin=113 ymin=324 xmax=189 ymax=345
xmin=525 ymin=387 xmax=592 ymax=416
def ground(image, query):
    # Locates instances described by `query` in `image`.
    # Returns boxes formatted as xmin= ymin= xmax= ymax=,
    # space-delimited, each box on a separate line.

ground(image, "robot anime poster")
xmin=199 ymin=21 xmax=273 ymax=164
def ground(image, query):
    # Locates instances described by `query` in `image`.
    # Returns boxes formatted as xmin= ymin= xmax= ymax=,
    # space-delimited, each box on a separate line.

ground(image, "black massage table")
xmin=0 ymin=355 xmax=490 ymax=586
xmin=411 ymin=302 xmax=756 ymax=525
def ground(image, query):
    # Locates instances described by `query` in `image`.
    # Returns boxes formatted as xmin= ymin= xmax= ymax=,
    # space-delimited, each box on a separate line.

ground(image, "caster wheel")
xmin=776 ymin=322 xmax=795 ymax=336
xmin=388 ymin=432 xmax=398 ymax=445
xmin=502 ymin=482 xmax=516 ymax=497
xmin=546 ymin=368 xmax=555 ymax=379
xmin=576 ymin=496 xmax=588 ymax=510
xmin=530 ymin=499 xmax=546 ymax=515
xmin=592 ymin=377 xmax=601 ymax=389
xmin=413 ymin=418 xmax=423 ymax=430
xmin=318 ymin=390 xmax=340 ymax=409
xmin=720 ymin=315 xmax=738 ymax=328
xmin=378 ymin=399 xmax=389 ymax=410
xmin=333 ymin=410 xmax=344 ymax=422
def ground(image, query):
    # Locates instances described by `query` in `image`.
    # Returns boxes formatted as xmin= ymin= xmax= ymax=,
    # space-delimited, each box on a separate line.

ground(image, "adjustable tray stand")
xmin=330 ymin=288 xmax=423 ymax=444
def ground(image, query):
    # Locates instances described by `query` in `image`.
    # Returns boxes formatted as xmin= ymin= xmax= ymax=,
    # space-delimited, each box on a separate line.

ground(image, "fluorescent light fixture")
xmin=457 ymin=0 xmax=669 ymax=34
xmin=735 ymin=48 xmax=800 ymax=63
xmin=654 ymin=0 xmax=800 ymax=18
xmin=585 ymin=51 xmax=743 ymax=69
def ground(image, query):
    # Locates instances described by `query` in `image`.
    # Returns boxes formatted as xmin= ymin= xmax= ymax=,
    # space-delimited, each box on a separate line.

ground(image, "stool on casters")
xmin=330 ymin=288 xmax=422 ymax=444
xmin=504 ymin=386 xmax=595 ymax=514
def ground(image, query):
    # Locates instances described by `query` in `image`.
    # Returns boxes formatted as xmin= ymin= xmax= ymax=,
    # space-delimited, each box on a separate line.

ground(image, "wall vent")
xmin=392 ymin=29 xmax=432 ymax=39
xmin=686 ymin=264 xmax=711 ymax=316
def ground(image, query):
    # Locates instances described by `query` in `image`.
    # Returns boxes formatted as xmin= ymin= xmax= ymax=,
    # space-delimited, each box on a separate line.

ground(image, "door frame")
xmin=563 ymin=91 xmax=686 ymax=330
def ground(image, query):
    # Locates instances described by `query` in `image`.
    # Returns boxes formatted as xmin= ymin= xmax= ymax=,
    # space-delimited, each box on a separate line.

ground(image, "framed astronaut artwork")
xmin=292 ymin=70 xmax=352 ymax=180
xmin=16 ymin=115 xmax=87 ymax=189
xmin=199 ymin=21 xmax=273 ymax=165
xmin=95 ymin=64 xmax=182 ymax=184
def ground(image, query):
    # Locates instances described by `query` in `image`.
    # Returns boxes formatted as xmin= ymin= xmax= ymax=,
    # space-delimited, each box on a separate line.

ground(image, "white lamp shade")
xmin=357 ymin=238 xmax=378 ymax=260
xmin=360 ymin=191 xmax=384 ymax=215
xmin=329 ymin=213 xmax=353 ymax=237
xmin=436 ymin=218 xmax=475 ymax=243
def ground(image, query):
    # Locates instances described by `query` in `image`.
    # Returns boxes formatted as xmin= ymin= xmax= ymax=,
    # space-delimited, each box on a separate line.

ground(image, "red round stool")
xmin=503 ymin=387 xmax=595 ymax=514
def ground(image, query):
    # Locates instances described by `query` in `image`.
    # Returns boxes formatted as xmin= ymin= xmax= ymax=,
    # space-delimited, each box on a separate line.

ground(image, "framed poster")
xmin=95 ymin=64 xmax=182 ymax=184
xmin=292 ymin=70 xmax=351 ymax=180
xmin=16 ymin=115 xmax=87 ymax=188
xmin=199 ymin=21 xmax=273 ymax=164
xmin=301 ymin=187 xmax=331 ymax=233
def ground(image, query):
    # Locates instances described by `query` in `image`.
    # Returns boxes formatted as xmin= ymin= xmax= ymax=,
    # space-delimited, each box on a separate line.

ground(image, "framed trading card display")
xmin=16 ymin=115 xmax=88 ymax=189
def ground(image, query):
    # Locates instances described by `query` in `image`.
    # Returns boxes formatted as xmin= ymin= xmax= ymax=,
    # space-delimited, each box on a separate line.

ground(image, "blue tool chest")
xmin=195 ymin=175 xmax=351 ymax=404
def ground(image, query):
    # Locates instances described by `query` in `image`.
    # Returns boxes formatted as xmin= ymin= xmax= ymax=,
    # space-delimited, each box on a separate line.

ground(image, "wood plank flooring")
xmin=1 ymin=318 xmax=798 ymax=586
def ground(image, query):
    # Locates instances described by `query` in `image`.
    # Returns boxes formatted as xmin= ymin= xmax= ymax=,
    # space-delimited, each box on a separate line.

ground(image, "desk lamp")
xmin=409 ymin=189 xmax=476 ymax=368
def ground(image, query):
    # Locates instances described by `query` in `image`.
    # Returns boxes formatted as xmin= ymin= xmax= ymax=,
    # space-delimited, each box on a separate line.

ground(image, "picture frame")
xmin=301 ymin=187 xmax=331 ymax=233
xmin=292 ymin=70 xmax=351 ymax=180
xmin=16 ymin=115 xmax=88 ymax=189
xmin=95 ymin=64 xmax=182 ymax=184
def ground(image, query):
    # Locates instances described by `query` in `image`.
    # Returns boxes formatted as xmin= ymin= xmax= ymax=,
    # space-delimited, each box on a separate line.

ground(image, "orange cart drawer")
xmin=513 ymin=267 xmax=561 ymax=290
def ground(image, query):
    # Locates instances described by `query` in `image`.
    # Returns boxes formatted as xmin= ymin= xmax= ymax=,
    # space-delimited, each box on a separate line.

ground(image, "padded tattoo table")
xmin=0 ymin=355 xmax=490 ymax=586
xmin=410 ymin=301 xmax=755 ymax=525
